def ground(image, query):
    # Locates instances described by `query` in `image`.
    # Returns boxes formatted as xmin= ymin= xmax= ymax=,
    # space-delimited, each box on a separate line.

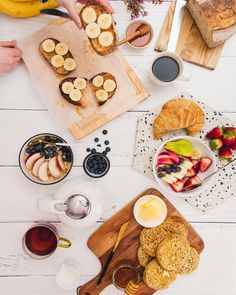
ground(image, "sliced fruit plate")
xmin=153 ymin=136 xmax=216 ymax=196
xmin=19 ymin=133 xmax=73 ymax=185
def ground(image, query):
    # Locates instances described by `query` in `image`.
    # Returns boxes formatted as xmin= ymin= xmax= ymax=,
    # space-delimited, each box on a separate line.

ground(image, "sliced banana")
xmin=51 ymin=55 xmax=64 ymax=68
xmin=103 ymin=79 xmax=116 ymax=92
xmin=85 ymin=23 xmax=101 ymax=39
xmin=42 ymin=39 xmax=55 ymax=53
xmin=191 ymin=147 xmax=203 ymax=160
xmin=96 ymin=89 xmax=108 ymax=102
xmin=92 ymin=75 xmax=104 ymax=87
xmin=97 ymin=13 xmax=112 ymax=30
xmin=55 ymin=42 xmax=69 ymax=56
xmin=82 ymin=7 xmax=97 ymax=24
xmin=64 ymin=58 xmax=77 ymax=71
xmin=62 ymin=82 xmax=74 ymax=94
xmin=98 ymin=31 xmax=114 ymax=47
xmin=69 ymin=89 xmax=82 ymax=102
xmin=74 ymin=77 xmax=87 ymax=90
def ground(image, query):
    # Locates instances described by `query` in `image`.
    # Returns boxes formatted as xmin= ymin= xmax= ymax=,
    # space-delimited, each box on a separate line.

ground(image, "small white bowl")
xmin=153 ymin=136 xmax=216 ymax=197
xmin=125 ymin=20 xmax=154 ymax=49
xmin=133 ymin=195 xmax=167 ymax=228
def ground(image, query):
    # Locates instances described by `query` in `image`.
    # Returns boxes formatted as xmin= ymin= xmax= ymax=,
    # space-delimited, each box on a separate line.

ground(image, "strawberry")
xmin=209 ymin=139 xmax=223 ymax=151
xmin=157 ymin=158 xmax=175 ymax=165
xmin=199 ymin=157 xmax=213 ymax=172
xmin=223 ymin=127 xmax=236 ymax=136
xmin=171 ymin=178 xmax=186 ymax=192
xmin=166 ymin=149 xmax=180 ymax=164
xmin=231 ymin=142 xmax=236 ymax=151
xmin=219 ymin=147 xmax=233 ymax=162
xmin=222 ymin=131 xmax=236 ymax=147
xmin=206 ymin=127 xmax=223 ymax=139
xmin=183 ymin=175 xmax=202 ymax=191
xmin=192 ymin=159 xmax=200 ymax=173
xmin=186 ymin=168 xmax=197 ymax=178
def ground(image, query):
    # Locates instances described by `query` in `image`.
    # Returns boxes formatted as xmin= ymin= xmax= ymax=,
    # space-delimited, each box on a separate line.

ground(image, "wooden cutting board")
xmin=77 ymin=188 xmax=205 ymax=295
xmin=155 ymin=0 xmax=224 ymax=70
xmin=19 ymin=19 xmax=149 ymax=140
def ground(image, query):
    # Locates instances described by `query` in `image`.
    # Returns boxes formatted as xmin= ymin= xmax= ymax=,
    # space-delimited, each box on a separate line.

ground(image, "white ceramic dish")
xmin=125 ymin=20 xmax=154 ymax=49
xmin=153 ymin=136 xmax=216 ymax=197
xmin=133 ymin=195 xmax=167 ymax=228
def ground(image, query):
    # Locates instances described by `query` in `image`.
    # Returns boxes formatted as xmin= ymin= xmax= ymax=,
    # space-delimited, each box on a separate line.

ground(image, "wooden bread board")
xmin=77 ymin=188 xmax=205 ymax=295
xmin=19 ymin=18 xmax=149 ymax=140
xmin=155 ymin=0 xmax=224 ymax=70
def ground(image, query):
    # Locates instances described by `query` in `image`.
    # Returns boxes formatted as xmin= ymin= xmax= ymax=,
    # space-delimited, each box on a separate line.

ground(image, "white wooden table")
xmin=0 ymin=1 xmax=236 ymax=294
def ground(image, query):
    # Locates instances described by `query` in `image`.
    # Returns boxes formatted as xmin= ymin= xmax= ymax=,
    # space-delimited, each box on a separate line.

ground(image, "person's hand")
xmin=0 ymin=40 xmax=22 ymax=74
xmin=57 ymin=0 xmax=114 ymax=29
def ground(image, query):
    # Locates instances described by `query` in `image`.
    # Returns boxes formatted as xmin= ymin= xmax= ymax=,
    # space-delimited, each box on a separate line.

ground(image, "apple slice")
xmin=32 ymin=157 xmax=45 ymax=177
xmin=49 ymin=157 xmax=61 ymax=179
xmin=38 ymin=161 xmax=50 ymax=182
xmin=56 ymin=154 xmax=66 ymax=172
xmin=25 ymin=153 xmax=42 ymax=170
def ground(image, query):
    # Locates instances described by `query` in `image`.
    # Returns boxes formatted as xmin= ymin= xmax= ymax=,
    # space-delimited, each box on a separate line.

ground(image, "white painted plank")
xmin=0 ymin=223 xmax=235 ymax=295
xmin=0 ymin=166 xmax=236 ymax=223
xmin=0 ymin=111 xmax=235 ymax=167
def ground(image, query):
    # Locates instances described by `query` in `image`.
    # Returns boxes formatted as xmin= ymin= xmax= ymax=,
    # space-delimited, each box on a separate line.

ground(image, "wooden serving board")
xmin=19 ymin=18 xmax=149 ymax=140
xmin=77 ymin=188 xmax=204 ymax=295
xmin=155 ymin=0 xmax=224 ymax=70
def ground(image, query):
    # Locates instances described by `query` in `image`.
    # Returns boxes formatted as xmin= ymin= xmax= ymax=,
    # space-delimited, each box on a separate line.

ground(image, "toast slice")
xmin=59 ymin=77 xmax=88 ymax=106
xmin=89 ymin=72 xmax=117 ymax=106
xmin=39 ymin=38 xmax=76 ymax=75
xmin=80 ymin=4 xmax=117 ymax=55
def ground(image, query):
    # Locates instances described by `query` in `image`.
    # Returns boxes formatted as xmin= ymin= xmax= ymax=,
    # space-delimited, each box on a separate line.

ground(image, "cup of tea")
xmin=22 ymin=223 xmax=71 ymax=259
xmin=149 ymin=51 xmax=191 ymax=86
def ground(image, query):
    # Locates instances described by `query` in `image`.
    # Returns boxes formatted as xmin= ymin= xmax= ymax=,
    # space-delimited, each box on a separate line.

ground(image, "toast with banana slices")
xmin=39 ymin=38 xmax=77 ymax=75
xmin=59 ymin=77 xmax=88 ymax=106
xmin=90 ymin=72 xmax=117 ymax=105
xmin=80 ymin=4 xmax=117 ymax=55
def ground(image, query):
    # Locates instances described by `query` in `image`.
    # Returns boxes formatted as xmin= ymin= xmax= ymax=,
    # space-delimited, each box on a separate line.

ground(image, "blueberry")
xmin=176 ymin=167 xmax=181 ymax=172
xmin=86 ymin=148 xmax=90 ymax=152
xmin=180 ymin=158 xmax=185 ymax=163
xmin=97 ymin=144 xmax=101 ymax=147
xmin=166 ymin=168 xmax=172 ymax=174
xmin=25 ymin=147 xmax=31 ymax=154
xmin=44 ymin=136 xmax=51 ymax=142
xmin=55 ymin=138 xmax=64 ymax=143
xmin=102 ymin=151 xmax=107 ymax=156
xmin=162 ymin=166 xmax=168 ymax=171
xmin=105 ymin=147 xmax=111 ymax=152
xmin=89 ymin=168 xmax=95 ymax=173
xmin=45 ymin=154 xmax=51 ymax=159
xmin=91 ymin=148 xmax=96 ymax=154
xmin=104 ymin=140 xmax=109 ymax=145
xmin=102 ymin=130 xmax=108 ymax=135
xmin=173 ymin=164 xmax=178 ymax=169
xmin=94 ymin=138 xmax=99 ymax=143
xmin=158 ymin=173 xmax=164 ymax=178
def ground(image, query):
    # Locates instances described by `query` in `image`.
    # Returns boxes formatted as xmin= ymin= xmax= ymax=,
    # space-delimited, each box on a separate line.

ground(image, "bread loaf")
xmin=187 ymin=0 xmax=236 ymax=48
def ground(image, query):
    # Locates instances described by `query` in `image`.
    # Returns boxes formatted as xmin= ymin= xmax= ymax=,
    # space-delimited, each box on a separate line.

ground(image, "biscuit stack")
xmin=137 ymin=216 xmax=200 ymax=290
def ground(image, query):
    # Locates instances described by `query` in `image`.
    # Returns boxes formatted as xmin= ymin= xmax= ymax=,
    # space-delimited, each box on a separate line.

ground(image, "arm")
xmin=0 ymin=40 xmax=22 ymax=74
xmin=57 ymin=0 xmax=114 ymax=28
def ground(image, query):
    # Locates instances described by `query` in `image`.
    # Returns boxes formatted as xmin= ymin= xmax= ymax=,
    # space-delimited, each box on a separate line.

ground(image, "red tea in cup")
xmin=23 ymin=224 xmax=71 ymax=259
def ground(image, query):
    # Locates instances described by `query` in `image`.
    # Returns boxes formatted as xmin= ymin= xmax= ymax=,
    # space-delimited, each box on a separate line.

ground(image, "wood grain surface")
xmin=19 ymin=19 xmax=149 ymax=140
xmin=155 ymin=3 xmax=224 ymax=70
xmin=78 ymin=188 xmax=205 ymax=295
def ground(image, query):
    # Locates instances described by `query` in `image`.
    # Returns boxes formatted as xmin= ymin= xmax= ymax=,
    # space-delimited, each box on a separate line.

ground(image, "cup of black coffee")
xmin=149 ymin=52 xmax=190 ymax=86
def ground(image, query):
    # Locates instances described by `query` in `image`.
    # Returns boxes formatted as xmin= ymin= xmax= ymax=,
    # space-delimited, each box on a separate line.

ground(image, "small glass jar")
xmin=112 ymin=264 xmax=140 ymax=290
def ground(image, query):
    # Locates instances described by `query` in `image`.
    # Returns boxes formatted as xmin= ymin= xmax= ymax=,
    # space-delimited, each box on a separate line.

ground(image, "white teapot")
xmin=38 ymin=177 xmax=111 ymax=228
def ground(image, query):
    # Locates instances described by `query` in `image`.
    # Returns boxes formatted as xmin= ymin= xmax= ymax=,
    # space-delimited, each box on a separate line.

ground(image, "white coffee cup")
xmin=149 ymin=51 xmax=191 ymax=86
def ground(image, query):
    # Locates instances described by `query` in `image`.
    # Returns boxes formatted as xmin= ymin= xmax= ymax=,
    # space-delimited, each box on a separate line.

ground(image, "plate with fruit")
xmin=19 ymin=133 xmax=73 ymax=185
xmin=153 ymin=136 xmax=216 ymax=196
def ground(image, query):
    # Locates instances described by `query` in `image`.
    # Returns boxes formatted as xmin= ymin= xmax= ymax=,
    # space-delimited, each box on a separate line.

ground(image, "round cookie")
xmin=162 ymin=216 xmax=189 ymax=237
xmin=156 ymin=234 xmax=190 ymax=272
xmin=143 ymin=259 xmax=176 ymax=290
xmin=137 ymin=246 xmax=153 ymax=268
xmin=178 ymin=247 xmax=200 ymax=274
xmin=140 ymin=227 xmax=168 ymax=257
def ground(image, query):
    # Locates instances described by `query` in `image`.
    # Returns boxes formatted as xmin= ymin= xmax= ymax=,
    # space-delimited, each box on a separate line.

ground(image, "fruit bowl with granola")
xmin=153 ymin=136 xmax=216 ymax=196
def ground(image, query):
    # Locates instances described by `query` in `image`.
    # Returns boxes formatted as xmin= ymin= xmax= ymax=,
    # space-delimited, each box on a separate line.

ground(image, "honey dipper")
xmin=124 ymin=280 xmax=139 ymax=295
xmin=117 ymin=23 xmax=150 ymax=47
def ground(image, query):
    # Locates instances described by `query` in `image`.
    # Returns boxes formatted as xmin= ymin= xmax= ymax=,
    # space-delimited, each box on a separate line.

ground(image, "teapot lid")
xmin=64 ymin=194 xmax=91 ymax=220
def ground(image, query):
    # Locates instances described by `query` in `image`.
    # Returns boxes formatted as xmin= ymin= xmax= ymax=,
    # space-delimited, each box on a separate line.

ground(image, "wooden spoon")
xmin=117 ymin=23 xmax=150 ymax=47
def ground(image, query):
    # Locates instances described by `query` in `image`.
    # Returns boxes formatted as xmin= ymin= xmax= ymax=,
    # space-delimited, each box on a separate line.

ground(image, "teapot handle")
xmin=38 ymin=199 xmax=68 ymax=214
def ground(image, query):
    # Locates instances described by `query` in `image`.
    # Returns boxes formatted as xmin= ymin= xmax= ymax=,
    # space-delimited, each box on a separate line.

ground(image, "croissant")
xmin=153 ymin=98 xmax=205 ymax=139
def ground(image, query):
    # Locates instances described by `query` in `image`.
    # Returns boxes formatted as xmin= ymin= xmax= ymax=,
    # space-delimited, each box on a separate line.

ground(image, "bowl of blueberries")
xmin=19 ymin=133 xmax=73 ymax=185
xmin=83 ymin=152 xmax=110 ymax=178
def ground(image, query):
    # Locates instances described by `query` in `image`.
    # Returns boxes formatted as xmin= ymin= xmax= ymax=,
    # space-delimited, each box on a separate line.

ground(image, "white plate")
xmin=153 ymin=136 xmax=216 ymax=197
xmin=133 ymin=195 xmax=167 ymax=228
